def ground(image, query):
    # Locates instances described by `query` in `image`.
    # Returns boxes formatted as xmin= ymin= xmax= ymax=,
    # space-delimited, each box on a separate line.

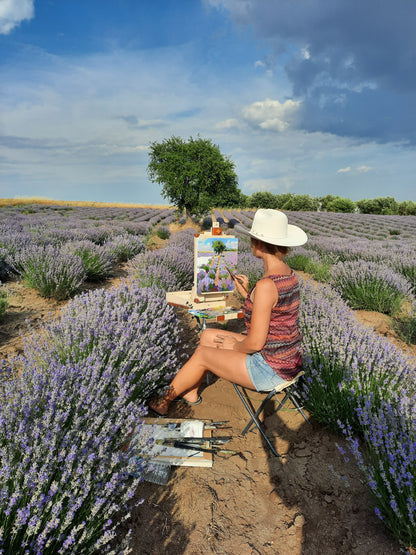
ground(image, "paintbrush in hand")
xmin=224 ymin=264 xmax=248 ymax=294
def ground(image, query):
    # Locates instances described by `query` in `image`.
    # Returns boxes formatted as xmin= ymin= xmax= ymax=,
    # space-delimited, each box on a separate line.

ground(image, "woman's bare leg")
xmin=178 ymin=328 xmax=248 ymax=401
xmin=148 ymin=343 xmax=254 ymax=415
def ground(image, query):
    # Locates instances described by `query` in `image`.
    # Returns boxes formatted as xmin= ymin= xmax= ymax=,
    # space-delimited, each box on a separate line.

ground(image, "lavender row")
xmin=297 ymin=278 xmax=416 ymax=548
xmin=2 ymin=234 xmax=145 ymax=299
xmin=127 ymin=229 xmax=195 ymax=292
xmin=0 ymin=282 xmax=183 ymax=552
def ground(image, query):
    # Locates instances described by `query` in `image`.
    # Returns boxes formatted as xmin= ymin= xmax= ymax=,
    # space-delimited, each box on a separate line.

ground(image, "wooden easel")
xmin=166 ymin=222 xmax=244 ymax=329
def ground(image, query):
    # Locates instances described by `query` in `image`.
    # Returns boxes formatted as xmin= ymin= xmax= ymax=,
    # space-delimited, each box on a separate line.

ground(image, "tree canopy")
xmin=147 ymin=136 xmax=241 ymax=215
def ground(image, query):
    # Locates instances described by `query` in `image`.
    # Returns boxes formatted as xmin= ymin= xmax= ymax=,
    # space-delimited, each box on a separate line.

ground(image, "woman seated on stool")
xmin=148 ymin=209 xmax=308 ymax=417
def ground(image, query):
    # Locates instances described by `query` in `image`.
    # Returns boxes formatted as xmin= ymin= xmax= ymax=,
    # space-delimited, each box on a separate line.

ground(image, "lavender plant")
xmin=104 ymin=235 xmax=145 ymax=262
xmin=388 ymin=251 xmax=416 ymax=293
xmin=11 ymin=245 xmax=86 ymax=300
xmin=0 ymin=353 xmax=145 ymax=553
xmin=330 ymin=260 xmax=413 ymax=315
xmin=23 ymin=281 xmax=183 ymax=402
xmin=393 ymin=301 xmax=416 ymax=345
xmin=63 ymin=240 xmax=115 ymax=281
xmin=341 ymin=392 xmax=416 ymax=550
xmin=155 ymin=226 xmax=171 ymax=240
xmin=298 ymin=280 xmax=416 ymax=432
xmin=128 ymin=231 xmax=194 ymax=292
xmin=286 ymin=248 xmax=312 ymax=272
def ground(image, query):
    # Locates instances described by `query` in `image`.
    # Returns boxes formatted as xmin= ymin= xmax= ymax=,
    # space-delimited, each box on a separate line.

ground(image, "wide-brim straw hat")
xmin=236 ymin=209 xmax=308 ymax=247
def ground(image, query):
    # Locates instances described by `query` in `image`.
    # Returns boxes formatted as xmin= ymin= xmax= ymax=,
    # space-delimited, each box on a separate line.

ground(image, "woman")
xmin=148 ymin=209 xmax=308 ymax=416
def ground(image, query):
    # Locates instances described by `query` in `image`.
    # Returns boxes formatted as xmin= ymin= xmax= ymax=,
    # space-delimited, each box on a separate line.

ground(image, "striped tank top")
xmin=243 ymin=270 xmax=303 ymax=380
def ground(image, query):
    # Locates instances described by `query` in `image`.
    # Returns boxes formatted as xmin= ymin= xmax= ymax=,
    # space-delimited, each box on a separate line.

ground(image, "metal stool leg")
xmin=286 ymin=391 xmax=310 ymax=423
xmin=233 ymin=384 xmax=280 ymax=457
xmin=233 ymin=375 xmax=310 ymax=457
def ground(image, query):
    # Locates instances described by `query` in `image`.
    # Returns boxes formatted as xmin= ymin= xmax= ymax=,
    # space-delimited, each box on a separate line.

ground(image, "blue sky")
xmin=1 ymin=0 xmax=415 ymax=205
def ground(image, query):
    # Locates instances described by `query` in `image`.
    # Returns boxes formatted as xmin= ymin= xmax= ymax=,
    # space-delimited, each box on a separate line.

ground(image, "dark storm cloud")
xmin=213 ymin=0 xmax=416 ymax=143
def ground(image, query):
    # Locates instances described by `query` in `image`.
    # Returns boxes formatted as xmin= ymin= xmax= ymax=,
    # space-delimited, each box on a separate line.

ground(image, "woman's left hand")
xmin=214 ymin=333 xmax=238 ymax=350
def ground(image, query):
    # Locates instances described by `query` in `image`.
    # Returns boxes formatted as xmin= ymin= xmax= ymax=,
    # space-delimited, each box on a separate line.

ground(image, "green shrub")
xmin=393 ymin=307 xmax=416 ymax=345
xmin=155 ymin=226 xmax=171 ymax=240
xmin=287 ymin=253 xmax=310 ymax=271
xmin=0 ymin=285 xmax=8 ymax=318
xmin=331 ymin=261 xmax=412 ymax=315
xmin=306 ymin=260 xmax=332 ymax=282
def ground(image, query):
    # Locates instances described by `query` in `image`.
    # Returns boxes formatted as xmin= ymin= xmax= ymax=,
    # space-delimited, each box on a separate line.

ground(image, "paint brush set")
xmin=128 ymin=419 xmax=237 ymax=484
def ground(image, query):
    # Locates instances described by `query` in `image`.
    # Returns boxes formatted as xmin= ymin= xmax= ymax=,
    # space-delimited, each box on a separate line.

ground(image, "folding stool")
xmin=233 ymin=371 xmax=309 ymax=457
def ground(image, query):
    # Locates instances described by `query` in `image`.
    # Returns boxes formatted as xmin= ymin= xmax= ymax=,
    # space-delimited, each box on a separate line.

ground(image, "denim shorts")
xmin=246 ymin=352 xmax=288 ymax=392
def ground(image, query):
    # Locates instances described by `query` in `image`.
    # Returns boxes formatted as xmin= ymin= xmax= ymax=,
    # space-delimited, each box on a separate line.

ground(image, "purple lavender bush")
xmin=128 ymin=229 xmax=194 ymax=292
xmin=104 ymin=234 xmax=145 ymax=262
xmin=298 ymin=280 xmax=416 ymax=432
xmin=388 ymin=250 xmax=416 ymax=293
xmin=286 ymin=247 xmax=332 ymax=281
xmin=11 ymin=245 xmax=86 ymax=300
xmin=23 ymin=281 xmax=183 ymax=402
xmin=341 ymin=392 xmax=416 ymax=550
xmin=330 ymin=260 xmax=413 ymax=315
xmin=63 ymin=240 xmax=116 ymax=281
xmin=0 ymin=353 xmax=146 ymax=553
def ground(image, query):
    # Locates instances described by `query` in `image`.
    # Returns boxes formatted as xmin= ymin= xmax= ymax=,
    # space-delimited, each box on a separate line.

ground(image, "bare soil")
xmin=1 ymin=266 xmax=414 ymax=554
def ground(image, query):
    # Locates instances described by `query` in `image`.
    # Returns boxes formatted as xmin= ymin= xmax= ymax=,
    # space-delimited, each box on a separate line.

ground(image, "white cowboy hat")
xmin=236 ymin=209 xmax=308 ymax=247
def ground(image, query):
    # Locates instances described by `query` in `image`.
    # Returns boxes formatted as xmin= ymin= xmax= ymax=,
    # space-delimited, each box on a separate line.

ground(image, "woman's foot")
xmin=172 ymin=394 xmax=202 ymax=406
xmin=147 ymin=397 xmax=170 ymax=416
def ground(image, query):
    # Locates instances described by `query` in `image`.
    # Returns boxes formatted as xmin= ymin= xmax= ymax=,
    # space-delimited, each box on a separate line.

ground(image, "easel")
xmin=166 ymin=222 xmax=244 ymax=331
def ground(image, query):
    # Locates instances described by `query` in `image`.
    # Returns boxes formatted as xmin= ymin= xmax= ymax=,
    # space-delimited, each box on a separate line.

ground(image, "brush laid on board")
xmin=155 ymin=421 xmax=231 ymax=431
xmin=157 ymin=436 xmax=232 ymax=446
xmin=156 ymin=439 xmax=237 ymax=455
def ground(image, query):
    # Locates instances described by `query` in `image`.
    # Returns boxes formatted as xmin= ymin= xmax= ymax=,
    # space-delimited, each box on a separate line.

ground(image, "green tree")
xmin=326 ymin=197 xmax=356 ymax=213
xmin=147 ymin=136 xmax=241 ymax=216
xmin=275 ymin=193 xmax=294 ymax=209
xmin=398 ymin=200 xmax=416 ymax=215
xmin=357 ymin=197 xmax=399 ymax=215
xmin=246 ymin=191 xmax=279 ymax=209
xmin=282 ymin=194 xmax=319 ymax=211
xmin=319 ymin=194 xmax=337 ymax=211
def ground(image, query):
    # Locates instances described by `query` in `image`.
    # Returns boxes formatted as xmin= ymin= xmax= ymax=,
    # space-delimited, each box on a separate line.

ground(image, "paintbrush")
xmin=224 ymin=265 xmax=247 ymax=293
xmin=156 ymin=439 xmax=237 ymax=455
xmin=157 ymin=436 xmax=232 ymax=446
xmin=155 ymin=421 xmax=231 ymax=430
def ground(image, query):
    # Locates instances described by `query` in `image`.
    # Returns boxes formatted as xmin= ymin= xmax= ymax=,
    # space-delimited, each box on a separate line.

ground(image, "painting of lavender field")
xmin=195 ymin=236 xmax=238 ymax=294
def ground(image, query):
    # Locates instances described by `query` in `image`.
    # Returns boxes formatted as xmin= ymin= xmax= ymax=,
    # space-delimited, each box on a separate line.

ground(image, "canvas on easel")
xmin=195 ymin=235 xmax=238 ymax=295
xmin=166 ymin=220 xmax=239 ymax=311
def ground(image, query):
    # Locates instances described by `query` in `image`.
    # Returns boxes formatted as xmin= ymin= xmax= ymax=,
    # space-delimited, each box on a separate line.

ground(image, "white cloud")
xmin=300 ymin=48 xmax=311 ymax=60
xmin=242 ymin=98 xmax=301 ymax=132
xmin=357 ymin=165 xmax=372 ymax=172
xmin=337 ymin=166 xmax=352 ymax=174
xmin=215 ymin=118 xmax=239 ymax=130
xmin=254 ymin=60 xmax=265 ymax=68
xmin=0 ymin=0 xmax=34 ymax=34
